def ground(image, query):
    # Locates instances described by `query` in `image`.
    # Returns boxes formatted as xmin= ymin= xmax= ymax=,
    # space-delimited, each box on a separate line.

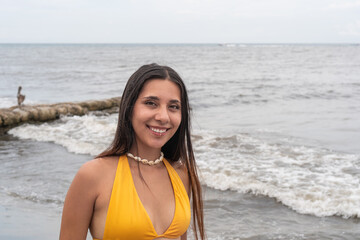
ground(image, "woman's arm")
xmin=59 ymin=161 xmax=99 ymax=240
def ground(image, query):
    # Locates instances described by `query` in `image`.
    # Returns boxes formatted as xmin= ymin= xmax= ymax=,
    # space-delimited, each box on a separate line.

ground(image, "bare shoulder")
xmin=173 ymin=160 xmax=188 ymax=173
xmin=80 ymin=156 xmax=119 ymax=174
xmin=60 ymin=156 xmax=119 ymax=239
xmin=173 ymin=160 xmax=190 ymax=196
xmin=74 ymin=156 xmax=119 ymax=189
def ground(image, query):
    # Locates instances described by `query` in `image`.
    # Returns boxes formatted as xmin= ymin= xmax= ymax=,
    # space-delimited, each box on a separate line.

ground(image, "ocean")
xmin=0 ymin=43 xmax=359 ymax=239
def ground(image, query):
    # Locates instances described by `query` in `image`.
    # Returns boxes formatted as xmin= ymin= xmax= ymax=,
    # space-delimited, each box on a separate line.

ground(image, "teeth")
xmin=151 ymin=127 xmax=166 ymax=133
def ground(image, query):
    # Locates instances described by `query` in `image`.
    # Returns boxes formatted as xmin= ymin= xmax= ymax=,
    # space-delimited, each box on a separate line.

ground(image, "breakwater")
xmin=0 ymin=97 xmax=120 ymax=133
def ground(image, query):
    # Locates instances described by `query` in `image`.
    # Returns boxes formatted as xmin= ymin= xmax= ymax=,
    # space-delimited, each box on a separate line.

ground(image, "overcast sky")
xmin=1 ymin=0 xmax=360 ymax=43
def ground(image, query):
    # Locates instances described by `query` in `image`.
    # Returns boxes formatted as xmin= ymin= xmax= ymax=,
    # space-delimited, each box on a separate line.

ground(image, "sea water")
xmin=0 ymin=44 xmax=359 ymax=239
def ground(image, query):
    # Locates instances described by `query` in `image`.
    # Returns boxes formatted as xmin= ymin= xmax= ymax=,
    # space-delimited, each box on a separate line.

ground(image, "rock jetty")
xmin=0 ymin=97 xmax=120 ymax=133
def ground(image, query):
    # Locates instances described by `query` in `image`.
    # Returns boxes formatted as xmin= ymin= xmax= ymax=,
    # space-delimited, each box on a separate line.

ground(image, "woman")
xmin=60 ymin=64 xmax=205 ymax=240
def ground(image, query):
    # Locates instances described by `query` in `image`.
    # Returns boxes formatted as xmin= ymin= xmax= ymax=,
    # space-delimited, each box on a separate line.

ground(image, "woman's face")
xmin=131 ymin=78 xmax=182 ymax=152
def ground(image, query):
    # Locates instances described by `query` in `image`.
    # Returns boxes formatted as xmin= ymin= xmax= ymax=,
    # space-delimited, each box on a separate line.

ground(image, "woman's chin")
xmin=141 ymin=141 xmax=167 ymax=151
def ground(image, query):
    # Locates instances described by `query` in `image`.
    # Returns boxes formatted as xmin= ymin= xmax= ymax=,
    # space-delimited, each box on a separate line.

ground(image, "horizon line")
xmin=0 ymin=42 xmax=359 ymax=45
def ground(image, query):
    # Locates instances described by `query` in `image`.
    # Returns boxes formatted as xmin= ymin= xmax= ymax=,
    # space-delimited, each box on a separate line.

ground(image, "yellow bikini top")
xmin=94 ymin=155 xmax=191 ymax=240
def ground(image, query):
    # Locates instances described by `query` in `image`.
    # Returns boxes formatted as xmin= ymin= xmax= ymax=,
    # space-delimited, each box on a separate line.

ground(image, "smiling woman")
xmin=59 ymin=63 xmax=205 ymax=240
xmin=131 ymin=79 xmax=182 ymax=152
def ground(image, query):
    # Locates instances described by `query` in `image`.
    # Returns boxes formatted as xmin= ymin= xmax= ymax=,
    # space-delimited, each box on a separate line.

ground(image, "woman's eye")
xmin=169 ymin=105 xmax=180 ymax=110
xmin=145 ymin=101 xmax=157 ymax=106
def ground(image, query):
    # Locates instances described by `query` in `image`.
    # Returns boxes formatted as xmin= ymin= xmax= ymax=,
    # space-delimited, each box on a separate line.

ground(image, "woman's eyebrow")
xmin=169 ymin=99 xmax=181 ymax=104
xmin=143 ymin=96 xmax=181 ymax=103
xmin=143 ymin=96 xmax=159 ymax=100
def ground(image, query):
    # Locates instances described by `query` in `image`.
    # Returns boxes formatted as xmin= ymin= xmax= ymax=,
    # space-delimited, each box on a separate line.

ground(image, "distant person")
xmin=60 ymin=64 xmax=205 ymax=240
xmin=17 ymin=86 xmax=25 ymax=107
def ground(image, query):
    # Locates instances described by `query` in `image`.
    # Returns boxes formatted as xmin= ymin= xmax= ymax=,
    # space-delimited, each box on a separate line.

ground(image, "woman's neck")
xmin=128 ymin=144 xmax=162 ymax=162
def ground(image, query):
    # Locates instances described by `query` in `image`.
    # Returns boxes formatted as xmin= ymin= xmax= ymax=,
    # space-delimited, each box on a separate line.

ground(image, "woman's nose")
xmin=155 ymin=106 xmax=170 ymax=123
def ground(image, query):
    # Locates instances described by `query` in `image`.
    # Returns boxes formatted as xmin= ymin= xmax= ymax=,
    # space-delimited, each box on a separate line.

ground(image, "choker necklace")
xmin=127 ymin=152 xmax=164 ymax=166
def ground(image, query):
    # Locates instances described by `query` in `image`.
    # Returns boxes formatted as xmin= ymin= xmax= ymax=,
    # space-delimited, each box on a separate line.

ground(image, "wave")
xmin=8 ymin=114 xmax=360 ymax=218
xmin=9 ymin=113 xmax=117 ymax=156
xmin=285 ymin=90 xmax=351 ymax=100
xmin=193 ymin=129 xmax=360 ymax=219
xmin=0 ymin=186 xmax=64 ymax=207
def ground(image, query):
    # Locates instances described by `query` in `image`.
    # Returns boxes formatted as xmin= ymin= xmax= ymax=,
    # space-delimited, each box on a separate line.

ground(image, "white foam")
xmin=193 ymin=129 xmax=360 ymax=218
xmin=8 ymin=116 xmax=360 ymax=218
xmin=9 ymin=113 xmax=117 ymax=156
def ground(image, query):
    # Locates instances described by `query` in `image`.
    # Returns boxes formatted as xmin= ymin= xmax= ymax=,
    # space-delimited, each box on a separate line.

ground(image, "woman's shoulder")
xmin=75 ymin=156 xmax=120 ymax=185
xmin=83 ymin=155 xmax=119 ymax=170
xmin=171 ymin=159 xmax=187 ymax=173
xmin=171 ymin=160 xmax=190 ymax=195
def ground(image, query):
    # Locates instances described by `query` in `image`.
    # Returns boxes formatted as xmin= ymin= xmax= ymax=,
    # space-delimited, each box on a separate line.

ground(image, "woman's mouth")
xmin=148 ymin=126 xmax=168 ymax=136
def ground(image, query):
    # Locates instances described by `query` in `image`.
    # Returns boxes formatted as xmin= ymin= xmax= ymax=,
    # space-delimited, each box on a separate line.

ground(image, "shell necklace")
xmin=127 ymin=152 xmax=164 ymax=166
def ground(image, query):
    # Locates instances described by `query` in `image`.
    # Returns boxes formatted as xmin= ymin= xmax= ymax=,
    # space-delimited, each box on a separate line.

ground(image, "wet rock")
xmin=0 ymin=97 xmax=120 ymax=133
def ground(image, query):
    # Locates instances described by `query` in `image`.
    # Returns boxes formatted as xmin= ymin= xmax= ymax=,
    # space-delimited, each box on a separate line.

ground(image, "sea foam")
xmin=193 ymin=129 xmax=360 ymax=218
xmin=8 ymin=114 xmax=360 ymax=218
xmin=9 ymin=113 xmax=117 ymax=156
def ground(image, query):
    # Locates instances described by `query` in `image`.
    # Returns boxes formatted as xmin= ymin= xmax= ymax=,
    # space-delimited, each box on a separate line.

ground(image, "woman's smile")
xmin=148 ymin=125 xmax=169 ymax=136
xmin=131 ymin=78 xmax=182 ymax=151
xmin=60 ymin=64 xmax=203 ymax=240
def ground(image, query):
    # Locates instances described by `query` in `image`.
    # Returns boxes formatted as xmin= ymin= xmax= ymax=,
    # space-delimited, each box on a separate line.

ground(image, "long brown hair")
xmin=96 ymin=63 xmax=205 ymax=240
